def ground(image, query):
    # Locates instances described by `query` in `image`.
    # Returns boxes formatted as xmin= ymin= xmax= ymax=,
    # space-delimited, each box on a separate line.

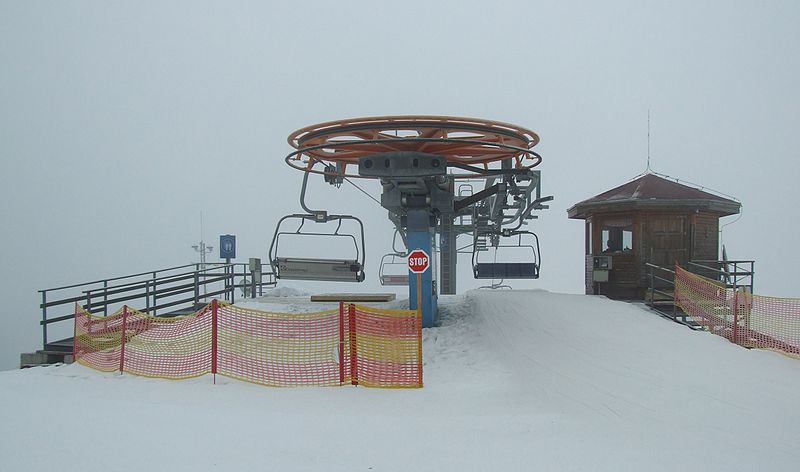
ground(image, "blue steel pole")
xmin=407 ymin=209 xmax=438 ymax=327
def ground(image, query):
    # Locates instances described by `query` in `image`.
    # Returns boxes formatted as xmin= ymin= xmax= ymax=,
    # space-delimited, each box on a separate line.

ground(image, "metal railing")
xmin=686 ymin=260 xmax=754 ymax=293
xmin=38 ymin=262 xmax=276 ymax=351
xmin=645 ymin=260 xmax=755 ymax=328
xmin=645 ymin=262 xmax=678 ymax=318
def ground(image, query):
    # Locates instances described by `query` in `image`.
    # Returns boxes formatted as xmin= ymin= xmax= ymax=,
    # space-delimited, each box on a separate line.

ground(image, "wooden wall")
xmin=691 ymin=212 xmax=720 ymax=261
xmin=584 ymin=209 xmax=722 ymax=299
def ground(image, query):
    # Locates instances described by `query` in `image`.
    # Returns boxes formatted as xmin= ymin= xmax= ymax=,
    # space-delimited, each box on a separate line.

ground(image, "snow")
xmin=2 ymin=290 xmax=799 ymax=471
xmin=258 ymin=286 xmax=311 ymax=298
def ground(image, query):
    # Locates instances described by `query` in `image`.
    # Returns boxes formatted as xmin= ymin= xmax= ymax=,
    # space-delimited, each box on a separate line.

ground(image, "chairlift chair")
xmin=379 ymin=253 xmax=409 ymax=286
xmin=472 ymin=230 xmax=540 ymax=280
xmin=269 ymin=214 xmax=366 ymax=282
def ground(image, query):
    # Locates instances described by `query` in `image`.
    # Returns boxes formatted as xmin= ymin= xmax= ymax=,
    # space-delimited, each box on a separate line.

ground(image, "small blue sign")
xmin=220 ymin=234 xmax=236 ymax=259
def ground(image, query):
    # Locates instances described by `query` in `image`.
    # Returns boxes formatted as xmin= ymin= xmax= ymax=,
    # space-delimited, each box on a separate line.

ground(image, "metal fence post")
xmin=41 ymin=291 xmax=48 ymax=348
xmin=152 ymin=272 xmax=157 ymax=316
xmin=230 ymin=265 xmax=236 ymax=305
xmin=194 ymin=269 xmax=199 ymax=306
xmin=145 ymin=281 xmax=151 ymax=313
xmin=103 ymin=280 xmax=108 ymax=316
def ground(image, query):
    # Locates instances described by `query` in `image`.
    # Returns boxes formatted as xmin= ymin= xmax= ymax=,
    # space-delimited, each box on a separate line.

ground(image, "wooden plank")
xmin=310 ymin=293 xmax=396 ymax=302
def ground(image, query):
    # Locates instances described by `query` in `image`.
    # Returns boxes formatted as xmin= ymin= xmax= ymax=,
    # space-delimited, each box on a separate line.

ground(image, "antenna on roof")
xmin=646 ymin=109 xmax=651 ymax=173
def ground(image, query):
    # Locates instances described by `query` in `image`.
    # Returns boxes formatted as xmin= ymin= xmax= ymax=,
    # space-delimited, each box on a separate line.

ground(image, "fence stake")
xmin=211 ymin=299 xmax=218 ymax=384
xmin=42 ymin=291 xmax=48 ymax=348
xmin=119 ymin=305 xmax=128 ymax=374
xmin=230 ymin=267 xmax=236 ymax=304
xmin=339 ymin=302 xmax=345 ymax=385
xmin=349 ymin=303 xmax=357 ymax=386
xmin=73 ymin=302 xmax=78 ymax=362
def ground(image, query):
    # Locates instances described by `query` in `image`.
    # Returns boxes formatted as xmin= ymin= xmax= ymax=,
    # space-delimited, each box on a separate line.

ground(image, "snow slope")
xmin=2 ymin=290 xmax=799 ymax=471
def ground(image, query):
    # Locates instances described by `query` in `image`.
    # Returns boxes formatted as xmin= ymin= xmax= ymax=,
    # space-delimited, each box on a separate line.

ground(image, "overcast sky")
xmin=1 ymin=0 xmax=798 ymax=370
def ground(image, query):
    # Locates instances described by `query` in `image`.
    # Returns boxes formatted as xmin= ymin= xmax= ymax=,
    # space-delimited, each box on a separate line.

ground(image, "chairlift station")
xmin=269 ymin=116 xmax=552 ymax=327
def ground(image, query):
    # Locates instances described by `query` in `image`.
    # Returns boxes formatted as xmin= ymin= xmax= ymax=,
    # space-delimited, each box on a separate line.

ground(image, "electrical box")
xmin=249 ymin=257 xmax=262 ymax=285
xmin=593 ymin=256 xmax=612 ymax=270
xmin=592 ymin=255 xmax=612 ymax=282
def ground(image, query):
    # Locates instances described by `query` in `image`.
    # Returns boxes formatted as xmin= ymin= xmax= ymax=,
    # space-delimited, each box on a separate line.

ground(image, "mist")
xmin=1 ymin=0 xmax=798 ymax=370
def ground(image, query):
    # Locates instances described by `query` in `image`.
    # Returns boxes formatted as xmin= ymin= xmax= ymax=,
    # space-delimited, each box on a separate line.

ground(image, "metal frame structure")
xmin=268 ymin=213 xmax=366 ymax=282
xmin=276 ymin=115 xmax=552 ymax=327
xmin=644 ymin=259 xmax=755 ymax=328
xmin=378 ymin=229 xmax=410 ymax=286
xmin=472 ymin=230 xmax=541 ymax=280
xmin=285 ymin=116 xmax=542 ymax=178
xmin=379 ymin=253 xmax=410 ymax=286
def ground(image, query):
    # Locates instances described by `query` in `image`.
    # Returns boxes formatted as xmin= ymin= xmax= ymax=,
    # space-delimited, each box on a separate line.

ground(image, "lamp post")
xmin=192 ymin=212 xmax=214 ymax=296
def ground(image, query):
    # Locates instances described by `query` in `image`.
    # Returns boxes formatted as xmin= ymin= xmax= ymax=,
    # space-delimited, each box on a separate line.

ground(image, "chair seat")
xmin=275 ymin=257 xmax=364 ymax=282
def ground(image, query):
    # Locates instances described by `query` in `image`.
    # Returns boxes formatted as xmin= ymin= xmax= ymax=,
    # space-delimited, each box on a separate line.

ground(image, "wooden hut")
xmin=567 ymin=173 xmax=740 ymax=299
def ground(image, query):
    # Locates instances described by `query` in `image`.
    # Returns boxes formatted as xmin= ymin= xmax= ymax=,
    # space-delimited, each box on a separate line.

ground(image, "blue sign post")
xmin=220 ymin=235 xmax=236 ymax=260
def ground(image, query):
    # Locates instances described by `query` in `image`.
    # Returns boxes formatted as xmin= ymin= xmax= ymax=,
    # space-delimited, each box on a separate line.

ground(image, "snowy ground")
xmin=2 ymin=289 xmax=799 ymax=471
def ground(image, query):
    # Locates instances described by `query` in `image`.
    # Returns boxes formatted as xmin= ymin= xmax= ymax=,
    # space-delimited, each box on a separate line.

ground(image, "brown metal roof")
xmin=567 ymin=173 xmax=741 ymax=219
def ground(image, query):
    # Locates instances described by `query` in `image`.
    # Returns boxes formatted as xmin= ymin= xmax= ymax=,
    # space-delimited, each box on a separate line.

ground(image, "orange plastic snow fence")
xmin=73 ymin=300 xmax=423 ymax=388
xmin=675 ymin=266 xmax=800 ymax=357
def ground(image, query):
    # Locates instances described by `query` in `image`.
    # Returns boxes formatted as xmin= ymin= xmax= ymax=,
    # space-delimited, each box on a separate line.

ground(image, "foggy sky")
xmin=2 ymin=0 xmax=798 ymax=370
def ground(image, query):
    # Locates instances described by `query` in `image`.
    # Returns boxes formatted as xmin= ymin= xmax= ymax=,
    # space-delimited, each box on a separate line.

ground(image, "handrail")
xmin=685 ymin=260 xmax=755 ymax=292
xmin=645 ymin=262 xmax=678 ymax=321
xmin=84 ymin=265 xmax=235 ymax=294
xmin=644 ymin=262 xmax=675 ymax=274
xmin=37 ymin=262 xmax=276 ymax=349
xmin=37 ymin=263 xmax=223 ymax=293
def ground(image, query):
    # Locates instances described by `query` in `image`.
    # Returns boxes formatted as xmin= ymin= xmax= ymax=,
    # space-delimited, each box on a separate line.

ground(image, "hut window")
xmin=601 ymin=218 xmax=633 ymax=253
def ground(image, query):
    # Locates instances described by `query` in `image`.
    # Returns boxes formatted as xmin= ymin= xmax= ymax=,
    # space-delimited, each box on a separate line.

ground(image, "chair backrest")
xmin=474 ymin=262 xmax=539 ymax=280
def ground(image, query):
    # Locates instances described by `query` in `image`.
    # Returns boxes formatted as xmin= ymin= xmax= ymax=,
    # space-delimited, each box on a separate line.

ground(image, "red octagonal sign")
xmin=407 ymin=249 xmax=431 ymax=274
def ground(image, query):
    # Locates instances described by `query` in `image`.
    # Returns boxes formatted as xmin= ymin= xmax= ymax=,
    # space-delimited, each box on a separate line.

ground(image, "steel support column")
xmin=407 ymin=209 xmax=438 ymax=327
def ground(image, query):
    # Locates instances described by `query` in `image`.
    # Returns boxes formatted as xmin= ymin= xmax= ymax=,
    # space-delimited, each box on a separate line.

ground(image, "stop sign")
xmin=407 ymin=249 xmax=431 ymax=274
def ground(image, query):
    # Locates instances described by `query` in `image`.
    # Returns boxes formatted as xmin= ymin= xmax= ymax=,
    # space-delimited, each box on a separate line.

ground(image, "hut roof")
xmin=567 ymin=173 xmax=741 ymax=219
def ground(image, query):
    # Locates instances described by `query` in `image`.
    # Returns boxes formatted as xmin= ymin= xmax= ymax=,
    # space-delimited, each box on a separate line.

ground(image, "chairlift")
xmin=269 ymin=214 xmax=366 ymax=282
xmin=472 ymin=230 xmax=540 ymax=280
xmin=379 ymin=253 xmax=409 ymax=286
